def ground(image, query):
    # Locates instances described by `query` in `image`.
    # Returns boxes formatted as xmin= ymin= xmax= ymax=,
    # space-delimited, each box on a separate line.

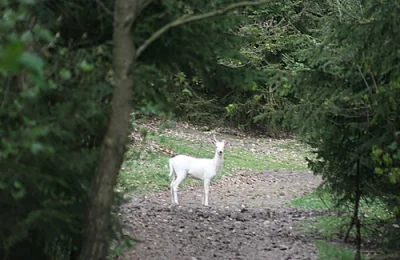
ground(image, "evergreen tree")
xmin=284 ymin=0 xmax=400 ymax=257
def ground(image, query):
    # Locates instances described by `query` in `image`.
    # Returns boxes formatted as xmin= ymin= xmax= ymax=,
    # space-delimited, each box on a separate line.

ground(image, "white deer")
xmin=168 ymin=135 xmax=230 ymax=206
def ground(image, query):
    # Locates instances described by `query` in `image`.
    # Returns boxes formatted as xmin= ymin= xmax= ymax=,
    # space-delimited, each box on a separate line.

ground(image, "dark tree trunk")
xmin=78 ymin=1 xmax=137 ymax=259
xmin=343 ymin=158 xmax=362 ymax=260
xmin=354 ymin=158 xmax=362 ymax=260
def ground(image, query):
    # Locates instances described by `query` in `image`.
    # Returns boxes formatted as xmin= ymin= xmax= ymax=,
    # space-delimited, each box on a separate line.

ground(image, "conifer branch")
xmin=136 ymin=0 xmax=280 ymax=59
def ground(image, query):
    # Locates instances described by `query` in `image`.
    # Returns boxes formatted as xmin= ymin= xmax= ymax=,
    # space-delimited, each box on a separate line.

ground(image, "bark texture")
xmin=78 ymin=1 xmax=137 ymax=259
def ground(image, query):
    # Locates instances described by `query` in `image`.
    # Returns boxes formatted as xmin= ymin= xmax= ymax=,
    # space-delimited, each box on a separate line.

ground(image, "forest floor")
xmin=118 ymin=120 xmax=325 ymax=260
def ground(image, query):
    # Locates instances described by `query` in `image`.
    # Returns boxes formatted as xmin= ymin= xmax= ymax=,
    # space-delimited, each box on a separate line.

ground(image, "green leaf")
xmin=48 ymin=79 xmax=57 ymax=89
xmin=19 ymin=52 xmax=45 ymax=75
xmin=182 ymin=88 xmax=192 ymax=96
xmin=388 ymin=141 xmax=398 ymax=151
xmin=30 ymin=126 xmax=47 ymax=138
xmin=192 ymin=76 xmax=199 ymax=83
xmin=30 ymin=141 xmax=43 ymax=154
xmin=60 ymin=68 xmax=72 ymax=80
xmin=253 ymin=94 xmax=261 ymax=101
xmin=11 ymin=188 xmax=25 ymax=199
xmin=33 ymin=26 xmax=53 ymax=42
xmin=389 ymin=172 xmax=396 ymax=184
xmin=21 ymin=88 xmax=39 ymax=98
xmin=177 ymin=72 xmax=186 ymax=82
xmin=59 ymin=48 xmax=67 ymax=56
xmin=78 ymin=60 xmax=94 ymax=71
xmin=383 ymin=153 xmax=392 ymax=165
xmin=250 ymin=82 xmax=258 ymax=91
xmin=21 ymin=31 xmax=33 ymax=42
xmin=13 ymin=181 xmax=23 ymax=189
xmin=226 ymin=104 xmax=236 ymax=114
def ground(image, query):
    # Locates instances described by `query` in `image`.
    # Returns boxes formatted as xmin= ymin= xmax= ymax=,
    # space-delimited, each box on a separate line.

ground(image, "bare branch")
xmin=136 ymin=0 xmax=280 ymax=59
xmin=219 ymin=62 xmax=248 ymax=68
xmin=357 ymin=66 xmax=373 ymax=95
xmin=95 ymin=0 xmax=113 ymax=16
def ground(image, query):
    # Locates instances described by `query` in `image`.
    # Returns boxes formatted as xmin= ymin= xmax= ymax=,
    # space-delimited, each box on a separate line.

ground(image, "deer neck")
xmin=213 ymin=152 xmax=224 ymax=173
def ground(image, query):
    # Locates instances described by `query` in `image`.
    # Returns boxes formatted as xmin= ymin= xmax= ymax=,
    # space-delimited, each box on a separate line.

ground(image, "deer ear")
xmin=211 ymin=140 xmax=216 ymax=146
xmin=224 ymin=140 xmax=230 ymax=147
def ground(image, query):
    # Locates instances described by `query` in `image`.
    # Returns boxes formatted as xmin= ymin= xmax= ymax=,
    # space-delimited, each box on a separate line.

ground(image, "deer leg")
xmin=172 ymin=172 xmax=187 ymax=205
xmin=203 ymin=179 xmax=211 ymax=206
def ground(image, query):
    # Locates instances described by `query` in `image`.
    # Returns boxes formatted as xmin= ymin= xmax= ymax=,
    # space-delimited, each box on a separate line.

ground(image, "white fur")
xmin=168 ymin=136 xmax=229 ymax=206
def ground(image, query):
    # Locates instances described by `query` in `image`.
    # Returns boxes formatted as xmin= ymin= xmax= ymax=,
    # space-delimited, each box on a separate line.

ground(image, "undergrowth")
xmin=288 ymin=186 xmax=395 ymax=259
xmin=315 ymin=240 xmax=358 ymax=260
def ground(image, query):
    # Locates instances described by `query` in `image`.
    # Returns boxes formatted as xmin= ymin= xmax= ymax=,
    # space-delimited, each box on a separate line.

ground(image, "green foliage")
xmin=290 ymin=187 xmax=394 ymax=259
xmin=213 ymin=1 xmax=318 ymax=133
xmin=132 ymin=0 xmax=267 ymax=124
xmin=32 ymin=1 xmax=311 ymax=134
xmin=315 ymin=240 xmax=358 ymax=260
xmin=130 ymin=1 xmax=307 ymax=132
xmin=280 ymin=0 xmax=400 ymax=252
xmin=291 ymin=186 xmax=393 ymax=218
xmin=284 ymin=0 xmax=400 ymax=218
xmin=0 ymin=1 xmax=111 ymax=259
xmin=289 ymin=186 xmax=336 ymax=210
xmin=118 ymin=148 xmax=170 ymax=193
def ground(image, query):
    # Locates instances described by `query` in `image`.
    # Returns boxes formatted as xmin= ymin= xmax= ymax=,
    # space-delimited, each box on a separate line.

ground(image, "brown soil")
xmin=120 ymin=170 xmax=322 ymax=260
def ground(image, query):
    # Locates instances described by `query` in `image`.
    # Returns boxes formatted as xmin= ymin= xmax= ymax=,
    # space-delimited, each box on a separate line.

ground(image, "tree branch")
xmin=136 ymin=0 xmax=280 ymax=59
xmin=95 ymin=0 xmax=113 ymax=16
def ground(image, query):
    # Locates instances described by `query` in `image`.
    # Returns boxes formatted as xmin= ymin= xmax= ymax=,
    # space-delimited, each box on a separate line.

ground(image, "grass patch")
xmin=116 ymin=126 xmax=309 ymax=193
xmin=290 ymin=187 xmax=393 ymax=238
xmin=288 ymin=186 xmax=335 ymax=210
xmin=289 ymin=187 xmax=393 ymax=221
xmin=118 ymin=148 xmax=170 ymax=193
xmin=316 ymin=240 xmax=358 ymax=260
xmin=289 ymin=186 xmax=395 ymax=259
xmin=300 ymin=216 xmax=349 ymax=238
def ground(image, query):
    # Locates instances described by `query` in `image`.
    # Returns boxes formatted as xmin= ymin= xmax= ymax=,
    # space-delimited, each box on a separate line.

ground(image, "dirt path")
xmin=119 ymin=121 xmax=323 ymax=260
xmin=120 ymin=169 xmax=322 ymax=260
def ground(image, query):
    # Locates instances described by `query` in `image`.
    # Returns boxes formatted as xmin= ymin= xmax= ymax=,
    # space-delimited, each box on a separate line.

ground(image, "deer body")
xmin=168 ymin=135 xmax=229 ymax=206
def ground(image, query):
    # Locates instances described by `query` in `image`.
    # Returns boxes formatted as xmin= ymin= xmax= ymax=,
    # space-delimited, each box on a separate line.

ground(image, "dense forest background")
xmin=0 ymin=0 xmax=399 ymax=259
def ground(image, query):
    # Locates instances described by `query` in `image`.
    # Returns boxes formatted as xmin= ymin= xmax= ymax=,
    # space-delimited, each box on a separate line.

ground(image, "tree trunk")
xmin=354 ymin=158 xmax=362 ymax=260
xmin=78 ymin=1 xmax=137 ymax=259
xmin=343 ymin=159 xmax=362 ymax=260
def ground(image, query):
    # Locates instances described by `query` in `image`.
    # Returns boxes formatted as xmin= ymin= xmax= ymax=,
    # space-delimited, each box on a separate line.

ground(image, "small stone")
xmin=279 ymin=245 xmax=288 ymax=250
